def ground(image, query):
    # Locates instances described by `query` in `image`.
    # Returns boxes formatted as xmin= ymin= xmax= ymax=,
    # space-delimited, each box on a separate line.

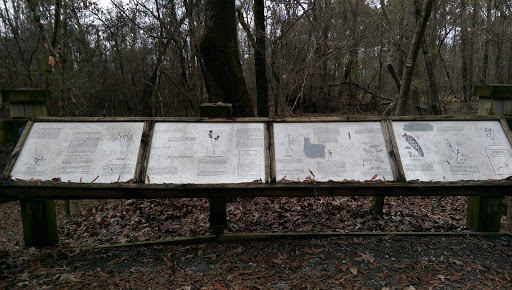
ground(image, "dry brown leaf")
xmin=48 ymin=56 xmax=55 ymax=67
xmin=349 ymin=266 xmax=358 ymax=275
xmin=355 ymin=252 xmax=375 ymax=263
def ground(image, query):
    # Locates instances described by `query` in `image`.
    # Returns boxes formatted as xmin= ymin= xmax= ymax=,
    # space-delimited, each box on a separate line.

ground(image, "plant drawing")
xmin=208 ymin=130 xmax=220 ymax=155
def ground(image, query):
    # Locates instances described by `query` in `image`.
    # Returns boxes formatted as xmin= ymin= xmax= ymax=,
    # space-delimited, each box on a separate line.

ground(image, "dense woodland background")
xmin=0 ymin=0 xmax=511 ymax=117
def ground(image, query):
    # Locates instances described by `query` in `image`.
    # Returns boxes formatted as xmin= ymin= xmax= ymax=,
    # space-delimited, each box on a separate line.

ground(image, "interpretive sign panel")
xmin=393 ymin=120 xmax=512 ymax=181
xmin=146 ymin=122 xmax=266 ymax=184
xmin=10 ymin=122 xmax=144 ymax=183
xmin=274 ymin=122 xmax=394 ymax=182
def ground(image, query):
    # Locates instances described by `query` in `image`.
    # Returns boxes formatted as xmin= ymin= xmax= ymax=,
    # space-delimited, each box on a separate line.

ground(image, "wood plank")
xmin=474 ymin=85 xmax=494 ymax=97
xmin=474 ymin=84 xmax=512 ymax=98
xmin=83 ymin=231 xmax=506 ymax=249
xmin=2 ymin=89 xmax=51 ymax=103
xmin=199 ymin=103 xmax=232 ymax=117
xmin=265 ymin=121 xmax=276 ymax=183
xmin=384 ymin=120 xmax=406 ymax=181
xmin=20 ymin=199 xmax=58 ymax=247
xmin=31 ymin=117 xmax=270 ymax=122
xmin=134 ymin=121 xmax=155 ymax=183
xmin=466 ymin=196 xmax=503 ymax=232
xmin=1 ymin=180 xmax=511 ymax=200
xmin=478 ymin=97 xmax=503 ymax=115
xmin=1 ymin=121 xmax=34 ymax=180
xmin=0 ymin=120 xmax=28 ymax=144
xmin=500 ymin=118 xmax=512 ymax=149
xmin=10 ymin=103 xmax=48 ymax=119
xmin=29 ymin=115 xmax=505 ymax=123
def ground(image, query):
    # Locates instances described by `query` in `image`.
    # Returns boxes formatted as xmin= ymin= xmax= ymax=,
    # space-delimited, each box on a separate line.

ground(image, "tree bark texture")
xmin=200 ymin=0 xmax=254 ymax=117
xmin=395 ymin=0 xmax=435 ymax=115
xmin=254 ymin=0 xmax=269 ymax=117
xmin=481 ymin=0 xmax=492 ymax=84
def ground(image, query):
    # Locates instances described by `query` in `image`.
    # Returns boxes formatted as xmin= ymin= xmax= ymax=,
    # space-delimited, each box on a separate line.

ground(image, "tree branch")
xmin=236 ymin=8 xmax=256 ymax=49
xmin=328 ymin=81 xmax=394 ymax=101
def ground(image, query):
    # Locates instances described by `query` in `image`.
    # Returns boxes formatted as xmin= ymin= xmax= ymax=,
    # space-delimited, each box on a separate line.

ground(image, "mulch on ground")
xmin=1 ymin=196 xmax=511 ymax=288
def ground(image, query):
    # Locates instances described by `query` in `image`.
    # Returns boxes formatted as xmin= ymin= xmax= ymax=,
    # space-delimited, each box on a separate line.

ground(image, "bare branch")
xmin=328 ymin=81 xmax=394 ymax=101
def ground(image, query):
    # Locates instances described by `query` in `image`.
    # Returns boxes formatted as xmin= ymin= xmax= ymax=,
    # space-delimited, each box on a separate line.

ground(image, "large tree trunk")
xmin=394 ymin=0 xmax=435 ymax=115
xmin=254 ymin=0 xmax=269 ymax=117
xmin=200 ymin=0 xmax=254 ymax=117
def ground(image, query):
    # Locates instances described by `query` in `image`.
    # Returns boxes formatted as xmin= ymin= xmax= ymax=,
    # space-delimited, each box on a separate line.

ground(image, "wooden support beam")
xmin=200 ymin=103 xmax=231 ymax=234
xmin=20 ymin=200 xmax=58 ymax=247
xmin=467 ymin=85 xmax=511 ymax=232
xmin=2 ymin=89 xmax=58 ymax=247
xmin=466 ymin=196 xmax=503 ymax=232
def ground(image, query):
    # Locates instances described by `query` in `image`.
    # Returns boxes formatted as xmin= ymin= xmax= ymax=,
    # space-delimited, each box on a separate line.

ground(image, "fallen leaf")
xmin=349 ymin=266 xmax=358 ymax=275
xmin=48 ymin=56 xmax=55 ymax=67
xmin=56 ymin=273 xmax=80 ymax=282
xmin=355 ymin=252 xmax=375 ymax=263
xmin=107 ymin=256 xmax=126 ymax=265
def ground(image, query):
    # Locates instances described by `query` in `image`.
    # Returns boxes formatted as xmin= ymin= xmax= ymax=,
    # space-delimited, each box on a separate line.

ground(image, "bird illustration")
xmin=402 ymin=133 xmax=424 ymax=157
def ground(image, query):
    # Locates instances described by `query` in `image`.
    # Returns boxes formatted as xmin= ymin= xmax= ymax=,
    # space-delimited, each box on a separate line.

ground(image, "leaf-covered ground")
xmin=1 ymin=196 xmax=511 ymax=288
xmin=61 ymin=196 xmax=468 ymax=247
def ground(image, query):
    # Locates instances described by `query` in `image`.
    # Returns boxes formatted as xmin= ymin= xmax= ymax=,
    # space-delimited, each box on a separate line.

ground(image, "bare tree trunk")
xmin=460 ymin=0 xmax=474 ymax=102
xmin=494 ymin=4 xmax=504 ymax=84
xmin=395 ymin=0 xmax=435 ymax=115
xmin=481 ymin=0 xmax=492 ymax=84
xmin=422 ymin=38 xmax=440 ymax=115
xmin=254 ymin=0 xmax=269 ymax=117
xmin=200 ymin=0 xmax=254 ymax=117
xmin=374 ymin=0 xmax=435 ymax=215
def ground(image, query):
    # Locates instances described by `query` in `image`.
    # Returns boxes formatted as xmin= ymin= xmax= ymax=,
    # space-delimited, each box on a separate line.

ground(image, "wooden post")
xmin=2 ymin=89 xmax=58 ymax=246
xmin=199 ymin=103 xmax=232 ymax=235
xmin=467 ymin=85 xmax=512 ymax=232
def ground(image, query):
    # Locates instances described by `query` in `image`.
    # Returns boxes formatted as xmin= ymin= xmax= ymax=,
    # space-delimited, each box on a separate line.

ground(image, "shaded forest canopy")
xmin=0 ymin=0 xmax=511 ymax=117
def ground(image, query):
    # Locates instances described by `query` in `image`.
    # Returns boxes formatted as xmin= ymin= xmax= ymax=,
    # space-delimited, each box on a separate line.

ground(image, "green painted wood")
xmin=505 ymin=118 xmax=512 ymax=130
xmin=1 ymin=89 xmax=51 ymax=103
xmin=0 ymin=120 xmax=27 ymax=144
xmin=20 ymin=200 xmax=58 ymax=247
xmin=466 ymin=196 xmax=503 ymax=232
xmin=474 ymin=85 xmax=512 ymax=99
xmin=477 ymin=98 xmax=502 ymax=116
xmin=10 ymin=103 xmax=48 ymax=119
xmin=199 ymin=103 xmax=233 ymax=118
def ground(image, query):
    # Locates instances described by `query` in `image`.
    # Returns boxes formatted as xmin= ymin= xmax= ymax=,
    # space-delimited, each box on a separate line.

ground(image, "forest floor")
xmin=1 ymin=196 xmax=511 ymax=288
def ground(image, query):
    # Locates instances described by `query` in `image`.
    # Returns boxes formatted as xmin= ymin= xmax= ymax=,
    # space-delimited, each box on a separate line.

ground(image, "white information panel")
xmin=274 ymin=122 xmax=394 ymax=182
xmin=146 ymin=122 xmax=265 ymax=184
xmin=10 ymin=122 xmax=144 ymax=183
xmin=393 ymin=120 xmax=512 ymax=181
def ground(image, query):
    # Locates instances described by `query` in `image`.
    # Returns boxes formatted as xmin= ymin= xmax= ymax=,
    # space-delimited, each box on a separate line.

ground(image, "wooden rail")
xmin=1 ymin=180 xmax=512 ymax=200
